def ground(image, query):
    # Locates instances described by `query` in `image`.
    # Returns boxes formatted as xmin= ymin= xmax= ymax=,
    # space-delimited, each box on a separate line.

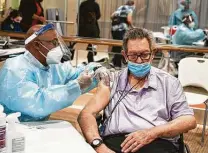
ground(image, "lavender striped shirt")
xmin=103 ymin=67 xmax=194 ymax=145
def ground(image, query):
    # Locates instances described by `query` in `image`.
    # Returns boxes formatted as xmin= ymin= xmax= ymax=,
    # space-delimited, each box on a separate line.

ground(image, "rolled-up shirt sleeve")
xmin=169 ymin=79 xmax=194 ymax=120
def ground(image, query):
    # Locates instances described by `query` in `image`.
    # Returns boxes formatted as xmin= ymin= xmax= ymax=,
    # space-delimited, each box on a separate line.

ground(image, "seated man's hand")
xmin=121 ymin=130 xmax=157 ymax=153
xmin=95 ymin=144 xmax=115 ymax=153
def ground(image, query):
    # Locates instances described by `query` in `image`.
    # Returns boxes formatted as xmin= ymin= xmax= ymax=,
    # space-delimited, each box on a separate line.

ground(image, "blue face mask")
xmin=128 ymin=61 xmax=151 ymax=78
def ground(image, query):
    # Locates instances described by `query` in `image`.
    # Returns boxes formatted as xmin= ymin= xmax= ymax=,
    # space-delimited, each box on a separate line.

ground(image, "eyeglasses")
xmin=40 ymin=39 xmax=59 ymax=47
xmin=126 ymin=52 xmax=151 ymax=62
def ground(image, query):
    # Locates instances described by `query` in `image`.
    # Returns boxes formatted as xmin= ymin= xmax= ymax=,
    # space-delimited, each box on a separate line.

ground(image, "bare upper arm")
xmin=127 ymin=12 xmax=133 ymax=24
xmin=82 ymin=81 xmax=111 ymax=116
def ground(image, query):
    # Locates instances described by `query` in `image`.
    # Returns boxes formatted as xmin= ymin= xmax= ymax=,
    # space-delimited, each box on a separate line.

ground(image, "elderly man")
xmin=169 ymin=0 xmax=198 ymax=29
xmin=78 ymin=28 xmax=196 ymax=153
xmin=0 ymin=24 xmax=109 ymax=122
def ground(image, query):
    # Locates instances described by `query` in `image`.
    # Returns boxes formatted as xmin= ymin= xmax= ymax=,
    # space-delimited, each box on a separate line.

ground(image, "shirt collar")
xmin=117 ymin=67 xmax=157 ymax=91
xmin=145 ymin=67 xmax=157 ymax=90
xmin=24 ymin=50 xmax=49 ymax=70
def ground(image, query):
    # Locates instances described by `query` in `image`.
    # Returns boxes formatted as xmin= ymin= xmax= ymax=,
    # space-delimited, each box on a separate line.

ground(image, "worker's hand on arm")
xmin=94 ymin=67 xmax=111 ymax=86
xmin=77 ymin=71 xmax=93 ymax=91
xmin=121 ymin=129 xmax=157 ymax=153
xmin=86 ymin=62 xmax=102 ymax=71
xmin=85 ymin=62 xmax=111 ymax=86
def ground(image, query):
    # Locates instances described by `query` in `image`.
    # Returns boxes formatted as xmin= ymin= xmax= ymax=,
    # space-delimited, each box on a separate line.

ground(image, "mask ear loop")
xmin=123 ymin=51 xmax=128 ymax=65
xmin=149 ymin=49 xmax=155 ymax=65
xmin=34 ymin=41 xmax=49 ymax=59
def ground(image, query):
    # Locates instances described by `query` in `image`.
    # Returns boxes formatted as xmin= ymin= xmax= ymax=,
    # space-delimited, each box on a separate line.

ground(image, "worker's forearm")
xmin=78 ymin=111 xmax=101 ymax=143
xmin=150 ymin=116 xmax=196 ymax=138
xmin=32 ymin=14 xmax=40 ymax=20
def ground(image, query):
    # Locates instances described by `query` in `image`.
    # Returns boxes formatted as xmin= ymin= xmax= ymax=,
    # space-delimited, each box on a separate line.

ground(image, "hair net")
xmin=178 ymin=0 xmax=191 ymax=4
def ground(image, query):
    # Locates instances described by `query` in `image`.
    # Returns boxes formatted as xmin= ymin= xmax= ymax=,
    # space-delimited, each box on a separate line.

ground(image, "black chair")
xmin=179 ymin=134 xmax=191 ymax=153
xmin=96 ymin=113 xmax=191 ymax=153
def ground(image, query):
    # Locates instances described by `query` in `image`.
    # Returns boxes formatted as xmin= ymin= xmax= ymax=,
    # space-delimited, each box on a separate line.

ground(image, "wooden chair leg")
xmin=201 ymin=103 xmax=208 ymax=146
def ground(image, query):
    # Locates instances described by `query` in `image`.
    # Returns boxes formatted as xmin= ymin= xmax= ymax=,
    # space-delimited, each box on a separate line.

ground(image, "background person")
xmin=0 ymin=24 xmax=110 ymax=122
xmin=168 ymin=0 xmax=198 ymax=29
xmin=172 ymin=14 xmax=206 ymax=45
xmin=110 ymin=0 xmax=135 ymax=69
xmin=1 ymin=9 xmax=22 ymax=32
xmin=78 ymin=0 xmax=101 ymax=63
xmin=78 ymin=28 xmax=196 ymax=153
xmin=171 ymin=14 xmax=207 ymax=63
xmin=19 ymin=0 xmax=46 ymax=32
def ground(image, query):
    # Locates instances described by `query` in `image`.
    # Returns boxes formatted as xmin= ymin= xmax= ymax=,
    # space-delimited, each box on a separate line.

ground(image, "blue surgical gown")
xmin=168 ymin=8 xmax=198 ymax=29
xmin=172 ymin=23 xmax=205 ymax=45
xmin=171 ymin=24 xmax=205 ymax=61
xmin=0 ymin=51 xmax=90 ymax=121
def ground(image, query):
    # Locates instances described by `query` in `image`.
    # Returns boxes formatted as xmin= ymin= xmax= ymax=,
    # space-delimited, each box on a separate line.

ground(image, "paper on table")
xmin=0 ymin=48 xmax=25 ymax=57
xmin=0 ymin=50 xmax=8 ymax=55
xmin=192 ymin=41 xmax=205 ymax=47
xmin=15 ymin=123 xmax=96 ymax=153
xmin=153 ymin=32 xmax=170 ymax=40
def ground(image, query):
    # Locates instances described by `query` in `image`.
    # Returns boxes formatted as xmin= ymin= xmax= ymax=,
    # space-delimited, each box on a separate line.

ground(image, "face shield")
xmin=25 ymin=24 xmax=72 ymax=63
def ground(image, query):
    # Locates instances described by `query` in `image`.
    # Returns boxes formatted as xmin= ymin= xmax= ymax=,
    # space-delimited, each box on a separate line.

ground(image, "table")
xmin=1 ymin=31 xmax=208 ymax=53
xmin=0 ymin=48 xmax=25 ymax=58
xmin=16 ymin=120 xmax=96 ymax=153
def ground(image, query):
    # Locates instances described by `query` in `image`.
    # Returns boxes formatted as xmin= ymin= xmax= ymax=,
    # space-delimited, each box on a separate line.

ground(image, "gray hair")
xmin=123 ymin=27 xmax=155 ymax=52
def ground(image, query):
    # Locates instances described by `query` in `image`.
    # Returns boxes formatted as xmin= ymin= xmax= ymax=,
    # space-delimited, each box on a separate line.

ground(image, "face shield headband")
xmin=25 ymin=24 xmax=72 ymax=62
xmin=178 ymin=0 xmax=191 ymax=5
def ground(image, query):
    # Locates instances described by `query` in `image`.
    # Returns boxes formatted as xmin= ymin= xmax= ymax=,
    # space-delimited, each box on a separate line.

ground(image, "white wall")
xmin=42 ymin=0 xmax=65 ymax=10
xmin=6 ymin=0 xmax=20 ymax=9
xmin=42 ymin=0 xmax=78 ymax=36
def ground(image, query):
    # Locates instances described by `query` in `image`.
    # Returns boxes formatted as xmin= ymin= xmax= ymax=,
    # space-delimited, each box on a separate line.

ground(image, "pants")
xmin=79 ymin=24 xmax=100 ymax=63
xmin=103 ymin=134 xmax=178 ymax=153
xmin=87 ymin=44 xmax=97 ymax=63
xmin=111 ymin=30 xmax=126 ymax=67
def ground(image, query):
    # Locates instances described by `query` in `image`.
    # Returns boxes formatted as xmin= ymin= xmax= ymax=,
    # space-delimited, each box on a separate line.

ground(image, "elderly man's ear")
xmin=121 ymin=50 xmax=128 ymax=64
xmin=151 ymin=49 xmax=157 ymax=60
xmin=121 ymin=50 xmax=127 ymax=59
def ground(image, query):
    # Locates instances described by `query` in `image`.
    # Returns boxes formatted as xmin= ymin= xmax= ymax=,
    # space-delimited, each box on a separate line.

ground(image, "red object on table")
xmin=169 ymin=26 xmax=178 ymax=36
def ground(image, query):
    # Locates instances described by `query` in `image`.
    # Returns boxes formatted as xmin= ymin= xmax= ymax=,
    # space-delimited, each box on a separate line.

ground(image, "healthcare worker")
xmin=171 ymin=14 xmax=207 ymax=62
xmin=172 ymin=14 xmax=206 ymax=45
xmin=168 ymin=0 xmax=198 ymax=29
xmin=0 ymin=24 xmax=110 ymax=122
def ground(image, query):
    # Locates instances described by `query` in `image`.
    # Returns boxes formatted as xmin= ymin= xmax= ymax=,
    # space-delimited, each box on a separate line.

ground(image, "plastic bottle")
xmin=0 ymin=105 xmax=7 ymax=153
xmin=6 ymin=113 xmax=25 ymax=153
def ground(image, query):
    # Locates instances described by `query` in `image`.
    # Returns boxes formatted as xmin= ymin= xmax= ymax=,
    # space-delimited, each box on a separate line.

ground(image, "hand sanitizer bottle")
xmin=6 ymin=113 xmax=25 ymax=153
xmin=0 ymin=105 xmax=6 ymax=153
